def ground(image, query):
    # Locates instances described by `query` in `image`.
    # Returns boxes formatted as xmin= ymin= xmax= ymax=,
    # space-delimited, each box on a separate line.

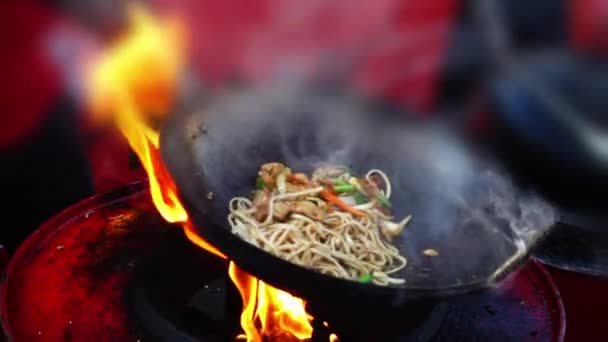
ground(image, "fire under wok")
xmin=160 ymin=86 xmax=556 ymax=308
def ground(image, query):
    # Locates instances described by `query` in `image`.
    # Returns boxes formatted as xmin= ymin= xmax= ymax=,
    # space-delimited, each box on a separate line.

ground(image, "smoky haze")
xmin=51 ymin=0 xmax=557 ymax=289
xmin=190 ymin=83 xmax=557 ymax=289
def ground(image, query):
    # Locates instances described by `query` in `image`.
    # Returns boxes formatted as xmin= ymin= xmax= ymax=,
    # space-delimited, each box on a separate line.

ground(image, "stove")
xmin=1 ymin=181 xmax=566 ymax=342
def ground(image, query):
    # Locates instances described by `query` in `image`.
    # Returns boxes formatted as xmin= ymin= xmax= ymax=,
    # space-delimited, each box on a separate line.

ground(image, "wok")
xmin=160 ymin=86 xmax=554 ymax=308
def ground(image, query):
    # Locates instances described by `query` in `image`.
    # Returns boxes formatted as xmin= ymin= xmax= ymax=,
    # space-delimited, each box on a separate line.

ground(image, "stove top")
xmin=1 ymin=181 xmax=566 ymax=342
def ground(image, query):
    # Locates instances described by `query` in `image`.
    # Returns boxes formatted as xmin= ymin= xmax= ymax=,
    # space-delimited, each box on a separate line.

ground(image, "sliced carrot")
xmin=287 ymin=174 xmax=308 ymax=185
xmin=320 ymin=190 xmax=367 ymax=218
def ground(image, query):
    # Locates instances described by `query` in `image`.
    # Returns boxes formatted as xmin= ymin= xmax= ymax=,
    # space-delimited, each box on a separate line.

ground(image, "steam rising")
xmin=192 ymin=83 xmax=557 ymax=289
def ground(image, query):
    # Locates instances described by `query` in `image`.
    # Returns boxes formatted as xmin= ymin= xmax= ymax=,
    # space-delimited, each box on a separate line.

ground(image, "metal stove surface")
xmin=1 ymin=181 xmax=566 ymax=342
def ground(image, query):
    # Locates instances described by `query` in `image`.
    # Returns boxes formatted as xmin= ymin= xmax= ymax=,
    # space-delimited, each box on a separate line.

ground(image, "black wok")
xmin=160 ymin=86 xmax=554 ymax=308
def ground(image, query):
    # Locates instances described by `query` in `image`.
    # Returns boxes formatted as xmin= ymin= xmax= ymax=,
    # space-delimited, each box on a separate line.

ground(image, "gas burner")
xmin=125 ymin=240 xmax=448 ymax=342
xmin=124 ymin=228 xmax=237 ymax=342
xmin=125 ymin=233 xmax=447 ymax=342
xmin=1 ymin=182 xmax=566 ymax=342
xmin=128 ymin=242 xmax=564 ymax=342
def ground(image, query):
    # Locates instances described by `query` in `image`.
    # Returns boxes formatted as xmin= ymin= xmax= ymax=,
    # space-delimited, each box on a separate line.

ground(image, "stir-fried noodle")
xmin=228 ymin=163 xmax=411 ymax=286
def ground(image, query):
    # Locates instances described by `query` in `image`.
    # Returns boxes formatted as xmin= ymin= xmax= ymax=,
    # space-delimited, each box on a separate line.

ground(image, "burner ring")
xmin=0 ymin=181 xmax=566 ymax=342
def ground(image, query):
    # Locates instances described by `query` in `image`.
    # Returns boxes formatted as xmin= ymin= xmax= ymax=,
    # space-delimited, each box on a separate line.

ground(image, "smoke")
xmin=48 ymin=0 xmax=458 ymax=114
xmin=193 ymin=83 xmax=557 ymax=289
xmin=48 ymin=0 xmax=556 ymax=288
xmin=153 ymin=0 xmax=401 ymax=82
xmin=46 ymin=21 xmax=101 ymax=108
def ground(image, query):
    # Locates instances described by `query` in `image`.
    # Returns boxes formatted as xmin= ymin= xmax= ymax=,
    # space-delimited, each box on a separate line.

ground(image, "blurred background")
xmin=1 ymin=0 xmax=607 ymax=340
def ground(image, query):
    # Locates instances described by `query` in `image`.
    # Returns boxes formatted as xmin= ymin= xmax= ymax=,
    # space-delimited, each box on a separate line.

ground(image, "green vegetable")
xmin=376 ymin=192 xmax=392 ymax=208
xmin=335 ymin=179 xmax=350 ymax=187
xmin=358 ymin=274 xmax=373 ymax=284
xmin=256 ymin=177 xmax=266 ymax=190
xmin=354 ymin=192 xmax=368 ymax=205
xmin=334 ymin=184 xmax=356 ymax=193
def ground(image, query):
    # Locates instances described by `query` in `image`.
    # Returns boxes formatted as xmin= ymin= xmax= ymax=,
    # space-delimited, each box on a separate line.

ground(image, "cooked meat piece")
xmin=287 ymin=173 xmax=309 ymax=185
xmin=282 ymin=173 xmax=314 ymax=194
xmin=291 ymin=201 xmax=326 ymax=221
xmin=312 ymin=165 xmax=349 ymax=183
xmin=255 ymin=208 xmax=268 ymax=222
xmin=253 ymin=190 xmax=271 ymax=221
xmin=261 ymin=162 xmax=286 ymax=176
xmin=258 ymin=162 xmax=290 ymax=189
xmin=273 ymin=201 xmax=291 ymax=221
xmin=368 ymin=173 xmax=384 ymax=188
xmin=358 ymin=178 xmax=380 ymax=197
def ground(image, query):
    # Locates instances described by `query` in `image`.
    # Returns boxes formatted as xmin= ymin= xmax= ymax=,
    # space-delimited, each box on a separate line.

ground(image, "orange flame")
xmin=87 ymin=3 xmax=186 ymax=223
xmin=87 ymin=5 xmax=322 ymax=341
xmin=229 ymin=263 xmax=313 ymax=341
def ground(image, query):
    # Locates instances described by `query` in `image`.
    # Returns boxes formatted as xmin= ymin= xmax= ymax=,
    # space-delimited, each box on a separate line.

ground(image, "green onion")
xmin=335 ymin=179 xmax=350 ymax=187
xmin=354 ymin=192 xmax=368 ymax=205
xmin=358 ymin=274 xmax=373 ymax=284
xmin=334 ymin=184 xmax=356 ymax=193
xmin=376 ymin=192 xmax=392 ymax=208
xmin=256 ymin=177 xmax=266 ymax=190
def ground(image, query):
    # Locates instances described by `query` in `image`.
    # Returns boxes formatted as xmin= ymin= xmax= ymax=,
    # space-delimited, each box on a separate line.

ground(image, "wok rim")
xmin=159 ymin=94 xmax=533 ymax=300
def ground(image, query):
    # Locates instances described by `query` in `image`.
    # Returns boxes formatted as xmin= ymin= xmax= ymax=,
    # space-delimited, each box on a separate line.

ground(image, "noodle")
xmin=228 ymin=164 xmax=410 ymax=286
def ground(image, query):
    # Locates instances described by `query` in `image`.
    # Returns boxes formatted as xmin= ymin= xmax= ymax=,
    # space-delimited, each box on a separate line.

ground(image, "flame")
xmin=86 ymin=5 xmax=323 ymax=342
xmin=87 ymin=3 xmax=186 ymax=224
xmin=229 ymin=263 xmax=313 ymax=341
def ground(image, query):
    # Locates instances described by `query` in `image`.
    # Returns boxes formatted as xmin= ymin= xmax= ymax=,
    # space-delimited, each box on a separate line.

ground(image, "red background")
xmin=0 ymin=1 xmax=606 ymax=341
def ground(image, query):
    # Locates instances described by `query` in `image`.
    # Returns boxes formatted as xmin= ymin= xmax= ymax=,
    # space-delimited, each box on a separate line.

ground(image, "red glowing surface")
xmin=1 ymin=180 xmax=567 ymax=342
xmin=1 ymin=181 xmax=163 ymax=342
